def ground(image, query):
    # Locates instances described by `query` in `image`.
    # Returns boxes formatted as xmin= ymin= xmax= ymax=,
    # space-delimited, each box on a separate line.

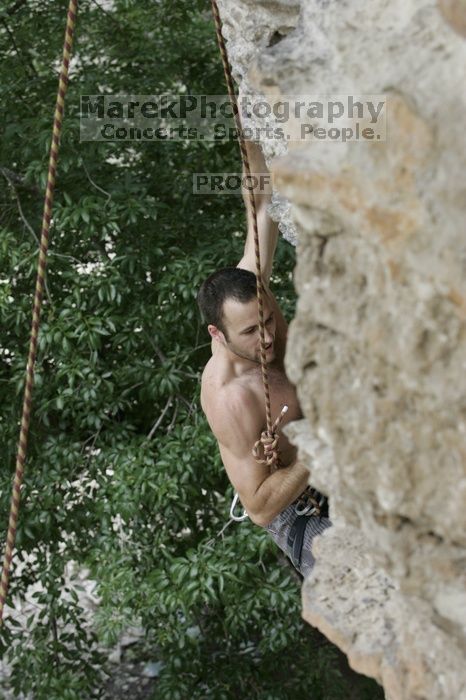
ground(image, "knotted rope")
xmin=0 ymin=0 xmax=78 ymax=623
xmin=210 ymin=0 xmax=287 ymax=473
xmin=252 ymin=404 xmax=288 ymax=468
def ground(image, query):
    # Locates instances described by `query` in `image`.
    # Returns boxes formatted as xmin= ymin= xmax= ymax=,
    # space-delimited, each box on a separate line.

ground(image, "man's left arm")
xmin=236 ymin=138 xmax=279 ymax=286
xmin=236 ymin=139 xmax=288 ymax=358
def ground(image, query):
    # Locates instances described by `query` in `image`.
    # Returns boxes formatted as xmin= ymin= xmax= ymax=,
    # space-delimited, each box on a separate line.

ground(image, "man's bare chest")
xmin=201 ymin=357 xmax=303 ymax=466
xmin=239 ymin=365 xmax=303 ymax=466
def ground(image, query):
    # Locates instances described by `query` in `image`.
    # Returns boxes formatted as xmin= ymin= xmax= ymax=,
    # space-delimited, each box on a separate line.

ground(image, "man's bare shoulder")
xmin=201 ymin=373 xmax=262 ymax=449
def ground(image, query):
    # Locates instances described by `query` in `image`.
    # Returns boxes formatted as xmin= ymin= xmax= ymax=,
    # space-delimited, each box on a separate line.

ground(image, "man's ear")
xmin=208 ymin=324 xmax=225 ymax=343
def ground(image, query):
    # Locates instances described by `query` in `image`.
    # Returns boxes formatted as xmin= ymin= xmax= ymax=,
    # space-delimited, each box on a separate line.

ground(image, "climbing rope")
xmin=210 ymin=0 xmax=288 ymax=473
xmin=0 ymin=0 xmax=78 ymax=624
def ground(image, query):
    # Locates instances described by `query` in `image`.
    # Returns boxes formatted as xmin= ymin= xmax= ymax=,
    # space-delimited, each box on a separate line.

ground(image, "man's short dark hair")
xmin=196 ymin=267 xmax=257 ymax=340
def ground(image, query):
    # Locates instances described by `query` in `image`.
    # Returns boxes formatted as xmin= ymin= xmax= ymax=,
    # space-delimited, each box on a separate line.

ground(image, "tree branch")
xmin=1 ymin=16 xmax=38 ymax=77
xmin=166 ymin=399 xmax=179 ymax=432
xmin=1 ymin=168 xmax=53 ymax=304
xmin=6 ymin=0 xmax=28 ymax=15
xmin=82 ymin=162 xmax=112 ymax=205
xmin=146 ymin=396 xmax=173 ymax=440
xmin=89 ymin=0 xmax=124 ymax=29
xmin=0 ymin=166 xmax=40 ymax=194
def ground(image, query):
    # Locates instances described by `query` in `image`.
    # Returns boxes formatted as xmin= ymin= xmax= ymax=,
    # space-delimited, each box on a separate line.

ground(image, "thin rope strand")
xmin=0 ymin=0 xmax=78 ymax=623
xmin=211 ymin=0 xmax=278 ymax=445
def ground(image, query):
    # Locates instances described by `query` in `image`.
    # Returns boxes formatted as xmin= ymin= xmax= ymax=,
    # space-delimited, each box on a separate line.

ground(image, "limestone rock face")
xmin=438 ymin=0 xmax=466 ymax=36
xmin=216 ymin=0 xmax=466 ymax=698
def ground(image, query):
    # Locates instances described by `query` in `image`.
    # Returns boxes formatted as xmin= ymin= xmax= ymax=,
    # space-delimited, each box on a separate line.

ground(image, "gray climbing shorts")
xmin=263 ymin=496 xmax=332 ymax=578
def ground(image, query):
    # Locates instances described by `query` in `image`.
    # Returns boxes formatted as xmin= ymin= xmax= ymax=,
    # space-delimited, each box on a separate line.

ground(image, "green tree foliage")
xmin=0 ymin=1 xmax=384 ymax=697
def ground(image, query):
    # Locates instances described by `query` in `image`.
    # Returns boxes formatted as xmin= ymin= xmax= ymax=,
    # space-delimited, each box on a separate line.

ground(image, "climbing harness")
xmin=287 ymin=490 xmax=329 ymax=571
xmin=0 ymin=0 xmax=78 ymax=623
xmin=210 ymin=1 xmax=328 ymax=525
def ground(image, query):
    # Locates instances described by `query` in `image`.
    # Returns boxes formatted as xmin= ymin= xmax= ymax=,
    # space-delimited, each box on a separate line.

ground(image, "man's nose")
xmin=264 ymin=328 xmax=273 ymax=345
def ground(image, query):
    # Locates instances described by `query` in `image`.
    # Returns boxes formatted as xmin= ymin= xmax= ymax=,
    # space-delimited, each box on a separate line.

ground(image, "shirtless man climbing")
xmin=197 ymin=139 xmax=331 ymax=577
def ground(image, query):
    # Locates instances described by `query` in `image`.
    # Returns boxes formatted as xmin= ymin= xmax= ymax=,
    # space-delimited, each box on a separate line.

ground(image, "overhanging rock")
xmin=216 ymin=0 xmax=466 ymax=698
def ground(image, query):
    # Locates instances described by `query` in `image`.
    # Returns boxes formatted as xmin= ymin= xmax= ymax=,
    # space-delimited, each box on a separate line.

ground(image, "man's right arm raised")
xmin=214 ymin=386 xmax=311 ymax=527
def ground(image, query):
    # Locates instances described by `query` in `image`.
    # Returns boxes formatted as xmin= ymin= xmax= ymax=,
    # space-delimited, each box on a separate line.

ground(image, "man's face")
xmin=218 ymin=294 xmax=276 ymax=364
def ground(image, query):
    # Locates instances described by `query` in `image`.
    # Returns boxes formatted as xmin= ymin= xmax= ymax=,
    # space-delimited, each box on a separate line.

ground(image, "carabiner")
xmin=230 ymin=492 xmax=249 ymax=522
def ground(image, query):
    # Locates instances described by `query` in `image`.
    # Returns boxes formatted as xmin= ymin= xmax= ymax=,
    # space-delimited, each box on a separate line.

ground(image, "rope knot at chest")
xmin=252 ymin=404 xmax=288 ymax=472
